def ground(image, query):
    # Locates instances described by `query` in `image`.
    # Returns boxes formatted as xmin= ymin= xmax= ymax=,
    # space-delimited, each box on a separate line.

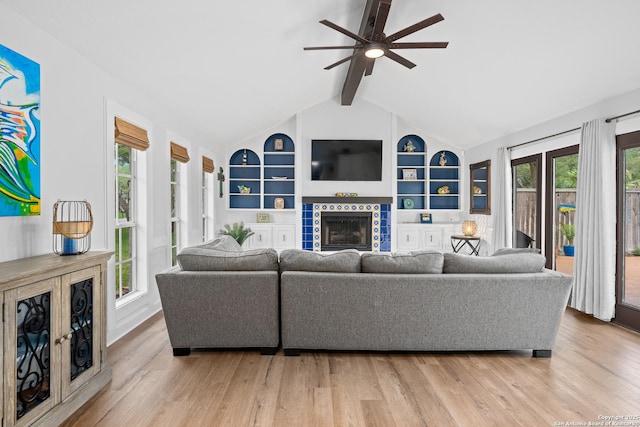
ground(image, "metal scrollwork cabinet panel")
xmin=1 ymin=251 xmax=112 ymax=427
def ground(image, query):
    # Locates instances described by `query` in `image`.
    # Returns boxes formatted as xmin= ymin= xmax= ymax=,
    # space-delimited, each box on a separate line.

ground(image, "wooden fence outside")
xmin=515 ymin=189 xmax=640 ymax=252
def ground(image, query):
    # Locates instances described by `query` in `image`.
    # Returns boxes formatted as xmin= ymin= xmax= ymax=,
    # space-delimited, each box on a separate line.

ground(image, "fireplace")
xmin=321 ymin=212 xmax=372 ymax=251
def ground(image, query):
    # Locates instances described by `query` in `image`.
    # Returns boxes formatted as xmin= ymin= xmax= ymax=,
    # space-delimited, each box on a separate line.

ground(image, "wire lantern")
xmin=53 ymin=200 xmax=93 ymax=255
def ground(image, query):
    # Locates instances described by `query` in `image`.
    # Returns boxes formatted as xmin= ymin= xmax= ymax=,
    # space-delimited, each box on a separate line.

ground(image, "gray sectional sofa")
xmin=156 ymin=238 xmax=573 ymax=358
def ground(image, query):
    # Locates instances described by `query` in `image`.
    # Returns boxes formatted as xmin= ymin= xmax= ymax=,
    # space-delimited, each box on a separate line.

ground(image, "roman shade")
xmin=170 ymin=142 xmax=190 ymax=163
xmin=114 ymin=117 xmax=149 ymax=151
xmin=202 ymin=156 xmax=214 ymax=173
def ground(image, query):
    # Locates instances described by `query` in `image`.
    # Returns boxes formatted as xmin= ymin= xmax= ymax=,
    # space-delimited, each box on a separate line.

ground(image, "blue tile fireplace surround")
xmin=302 ymin=197 xmax=392 ymax=252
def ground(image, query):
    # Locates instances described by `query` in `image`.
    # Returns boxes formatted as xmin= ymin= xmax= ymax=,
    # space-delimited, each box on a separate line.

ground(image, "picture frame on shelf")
xmin=274 ymin=138 xmax=284 ymax=151
xmin=274 ymin=197 xmax=285 ymax=209
xmin=256 ymin=213 xmax=270 ymax=223
xmin=402 ymin=168 xmax=417 ymax=180
xmin=420 ymin=213 xmax=433 ymax=224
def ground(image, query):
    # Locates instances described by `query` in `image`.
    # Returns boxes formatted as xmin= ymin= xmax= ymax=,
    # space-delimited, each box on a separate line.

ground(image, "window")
xmin=115 ymin=144 xmax=135 ymax=299
xmin=202 ymin=156 xmax=215 ymax=241
xmin=170 ymin=141 xmax=190 ymax=266
xmin=170 ymin=159 xmax=180 ymax=266
xmin=511 ymin=154 xmax=542 ymax=250
xmin=114 ymin=117 xmax=149 ymax=301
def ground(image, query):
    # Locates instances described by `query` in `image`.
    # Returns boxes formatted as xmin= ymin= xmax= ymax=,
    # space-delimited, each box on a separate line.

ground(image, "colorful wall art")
xmin=0 ymin=44 xmax=40 ymax=216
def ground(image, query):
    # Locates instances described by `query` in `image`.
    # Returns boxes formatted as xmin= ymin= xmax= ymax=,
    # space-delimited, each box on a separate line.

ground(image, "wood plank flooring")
xmin=61 ymin=309 xmax=640 ymax=426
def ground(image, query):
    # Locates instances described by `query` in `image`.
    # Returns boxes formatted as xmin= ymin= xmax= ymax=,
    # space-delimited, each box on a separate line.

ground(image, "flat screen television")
xmin=311 ymin=139 xmax=383 ymax=181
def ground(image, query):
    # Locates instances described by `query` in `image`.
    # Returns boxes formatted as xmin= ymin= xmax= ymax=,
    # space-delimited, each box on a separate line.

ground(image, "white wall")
xmin=465 ymin=88 xmax=640 ymax=253
xmin=0 ymin=5 xmax=225 ymax=344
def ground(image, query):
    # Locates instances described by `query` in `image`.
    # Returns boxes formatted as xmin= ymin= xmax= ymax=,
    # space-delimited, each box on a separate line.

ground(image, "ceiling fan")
xmin=304 ymin=0 xmax=448 ymax=75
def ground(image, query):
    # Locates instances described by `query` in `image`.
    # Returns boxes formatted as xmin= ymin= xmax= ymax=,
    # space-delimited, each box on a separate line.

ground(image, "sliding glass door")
xmin=616 ymin=130 xmax=640 ymax=331
xmin=545 ymin=146 xmax=579 ymax=271
xmin=512 ymin=155 xmax=542 ymax=250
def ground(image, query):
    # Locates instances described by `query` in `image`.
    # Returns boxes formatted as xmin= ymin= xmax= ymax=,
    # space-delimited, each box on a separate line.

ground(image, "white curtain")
xmin=492 ymin=146 xmax=512 ymax=252
xmin=570 ymin=118 xmax=616 ymax=321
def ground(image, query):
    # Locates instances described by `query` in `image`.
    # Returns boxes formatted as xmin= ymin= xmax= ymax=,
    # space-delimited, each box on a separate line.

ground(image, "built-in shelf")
xmin=429 ymin=151 xmax=460 ymax=210
xmin=397 ymin=135 xmax=426 ymax=210
xmin=263 ymin=133 xmax=295 ymax=210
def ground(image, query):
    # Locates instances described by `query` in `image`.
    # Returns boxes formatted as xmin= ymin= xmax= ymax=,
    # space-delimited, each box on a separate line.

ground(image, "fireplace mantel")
xmin=302 ymin=196 xmax=393 ymax=204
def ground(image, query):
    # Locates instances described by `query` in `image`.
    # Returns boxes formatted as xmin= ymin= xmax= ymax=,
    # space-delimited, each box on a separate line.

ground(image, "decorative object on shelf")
xmin=256 ymin=213 xmax=270 ymax=223
xmin=420 ymin=213 xmax=433 ymax=224
xmin=274 ymin=138 xmax=284 ymax=151
xmin=473 ymin=186 xmax=482 ymax=194
xmin=462 ymin=220 xmax=477 ymax=237
xmin=439 ymin=151 xmax=447 ymax=166
xmin=274 ymin=197 xmax=285 ymax=209
xmin=404 ymin=140 xmax=416 ymax=152
xmin=335 ymin=192 xmax=358 ymax=197
xmin=403 ymin=198 xmax=415 ymax=209
xmin=271 ymin=176 xmax=287 ymax=180
xmin=52 ymin=200 xmax=93 ymax=255
xmin=217 ymin=167 xmax=225 ymax=197
xmin=237 ymin=185 xmax=251 ymax=194
xmin=402 ymin=168 xmax=417 ymax=180
xmin=219 ymin=221 xmax=254 ymax=246
xmin=437 ymin=185 xmax=450 ymax=194
xmin=242 ymin=149 xmax=248 ymax=165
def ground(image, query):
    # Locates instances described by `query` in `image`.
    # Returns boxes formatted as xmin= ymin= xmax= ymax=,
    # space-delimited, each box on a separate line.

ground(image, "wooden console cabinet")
xmin=0 ymin=251 xmax=112 ymax=427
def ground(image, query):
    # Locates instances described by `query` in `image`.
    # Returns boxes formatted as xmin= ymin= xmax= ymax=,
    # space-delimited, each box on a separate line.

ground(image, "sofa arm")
xmin=155 ymin=269 xmax=279 ymax=352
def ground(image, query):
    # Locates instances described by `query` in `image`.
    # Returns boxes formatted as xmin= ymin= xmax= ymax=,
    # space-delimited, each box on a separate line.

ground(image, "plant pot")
xmin=563 ymin=245 xmax=575 ymax=257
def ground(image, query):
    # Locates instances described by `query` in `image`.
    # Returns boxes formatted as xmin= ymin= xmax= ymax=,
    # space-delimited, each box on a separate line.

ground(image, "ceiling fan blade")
xmin=364 ymin=59 xmax=375 ymax=76
xmin=304 ymin=45 xmax=363 ymax=51
xmin=385 ymin=50 xmax=416 ymax=69
xmin=384 ymin=13 xmax=444 ymax=43
xmin=320 ymin=20 xmax=370 ymax=44
xmin=388 ymin=41 xmax=449 ymax=49
xmin=324 ymin=53 xmax=360 ymax=70
xmin=371 ymin=0 xmax=392 ymax=41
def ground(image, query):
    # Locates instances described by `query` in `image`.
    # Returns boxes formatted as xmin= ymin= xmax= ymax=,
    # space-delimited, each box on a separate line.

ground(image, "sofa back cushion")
xmin=443 ymin=252 xmax=546 ymax=274
xmin=492 ymin=247 xmax=541 ymax=256
xmin=177 ymin=238 xmax=278 ymax=271
xmin=361 ymin=251 xmax=444 ymax=274
xmin=279 ymin=249 xmax=361 ymax=273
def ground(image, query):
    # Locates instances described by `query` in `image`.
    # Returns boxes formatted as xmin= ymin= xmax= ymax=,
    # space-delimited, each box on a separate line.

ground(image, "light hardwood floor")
xmin=61 ymin=309 xmax=640 ymax=427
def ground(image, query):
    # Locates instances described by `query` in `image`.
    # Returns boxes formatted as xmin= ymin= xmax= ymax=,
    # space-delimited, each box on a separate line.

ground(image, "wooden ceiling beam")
xmin=340 ymin=0 xmax=381 ymax=105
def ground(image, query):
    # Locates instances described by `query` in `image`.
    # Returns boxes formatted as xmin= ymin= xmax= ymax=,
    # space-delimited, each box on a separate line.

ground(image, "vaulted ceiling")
xmin=3 ymin=0 xmax=640 ymax=148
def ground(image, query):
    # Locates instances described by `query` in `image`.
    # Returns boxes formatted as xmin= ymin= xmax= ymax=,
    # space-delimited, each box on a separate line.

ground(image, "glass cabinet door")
xmin=61 ymin=266 xmax=101 ymax=397
xmin=4 ymin=277 xmax=62 ymax=427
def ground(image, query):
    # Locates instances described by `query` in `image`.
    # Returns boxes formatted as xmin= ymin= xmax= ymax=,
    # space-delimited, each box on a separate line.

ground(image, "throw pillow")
xmin=196 ymin=235 xmax=242 ymax=252
xmin=361 ymin=251 xmax=444 ymax=274
xmin=443 ymin=252 xmax=546 ymax=274
xmin=279 ymin=249 xmax=361 ymax=273
xmin=177 ymin=247 xmax=279 ymax=271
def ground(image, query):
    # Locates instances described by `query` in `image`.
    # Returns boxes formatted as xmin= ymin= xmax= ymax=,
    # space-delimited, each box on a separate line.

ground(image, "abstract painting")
xmin=0 ymin=44 xmax=40 ymax=216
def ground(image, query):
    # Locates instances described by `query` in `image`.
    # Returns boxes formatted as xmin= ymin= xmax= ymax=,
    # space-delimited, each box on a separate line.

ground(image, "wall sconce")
xmin=53 ymin=200 xmax=93 ymax=255
xmin=462 ymin=220 xmax=477 ymax=237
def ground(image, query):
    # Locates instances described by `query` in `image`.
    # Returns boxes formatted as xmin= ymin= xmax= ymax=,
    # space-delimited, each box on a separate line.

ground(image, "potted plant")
xmin=219 ymin=221 xmax=254 ymax=246
xmin=560 ymin=223 xmax=575 ymax=257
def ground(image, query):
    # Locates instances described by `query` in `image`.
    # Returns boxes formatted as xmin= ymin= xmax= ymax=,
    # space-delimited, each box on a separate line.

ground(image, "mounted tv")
xmin=311 ymin=139 xmax=383 ymax=181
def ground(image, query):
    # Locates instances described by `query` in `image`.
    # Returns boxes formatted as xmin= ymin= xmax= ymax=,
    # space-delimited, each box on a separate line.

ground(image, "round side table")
xmin=450 ymin=235 xmax=481 ymax=256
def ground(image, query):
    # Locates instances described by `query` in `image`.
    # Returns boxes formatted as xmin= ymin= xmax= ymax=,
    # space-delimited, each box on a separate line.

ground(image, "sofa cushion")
xmin=361 ymin=251 xmax=444 ymax=274
xmin=177 ymin=247 xmax=279 ymax=271
xmin=443 ymin=252 xmax=546 ymax=274
xmin=279 ymin=249 xmax=361 ymax=273
xmin=492 ymin=247 xmax=541 ymax=256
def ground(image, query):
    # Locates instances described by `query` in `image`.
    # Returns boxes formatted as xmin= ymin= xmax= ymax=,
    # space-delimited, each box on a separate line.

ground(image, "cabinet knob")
xmin=56 ymin=331 xmax=74 ymax=344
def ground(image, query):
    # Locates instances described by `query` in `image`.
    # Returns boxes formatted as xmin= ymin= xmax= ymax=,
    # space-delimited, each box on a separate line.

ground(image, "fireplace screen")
xmin=321 ymin=212 xmax=372 ymax=251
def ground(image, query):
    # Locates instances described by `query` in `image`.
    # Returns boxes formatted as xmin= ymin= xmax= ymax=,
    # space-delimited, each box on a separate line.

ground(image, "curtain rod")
xmin=507 ymin=127 xmax=580 ymax=150
xmin=507 ymin=108 xmax=640 ymax=150
xmin=605 ymin=108 xmax=640 ymax=123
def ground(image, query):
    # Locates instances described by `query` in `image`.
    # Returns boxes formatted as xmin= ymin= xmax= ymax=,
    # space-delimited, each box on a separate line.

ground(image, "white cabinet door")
xmin=422 ymin=229 xmax=443 ymax=250
xmin=273 ymin=225 xmax=295 ymax=249
xmin=396 ymin=226 xmax=421 ymax=251
xmin=246 ymin=226 xmax=271 ymax=249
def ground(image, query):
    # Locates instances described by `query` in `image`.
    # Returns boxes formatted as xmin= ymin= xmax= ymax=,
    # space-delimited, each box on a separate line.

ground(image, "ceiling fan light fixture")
xmin=364 ymin=43 xmax=385 ymax=58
